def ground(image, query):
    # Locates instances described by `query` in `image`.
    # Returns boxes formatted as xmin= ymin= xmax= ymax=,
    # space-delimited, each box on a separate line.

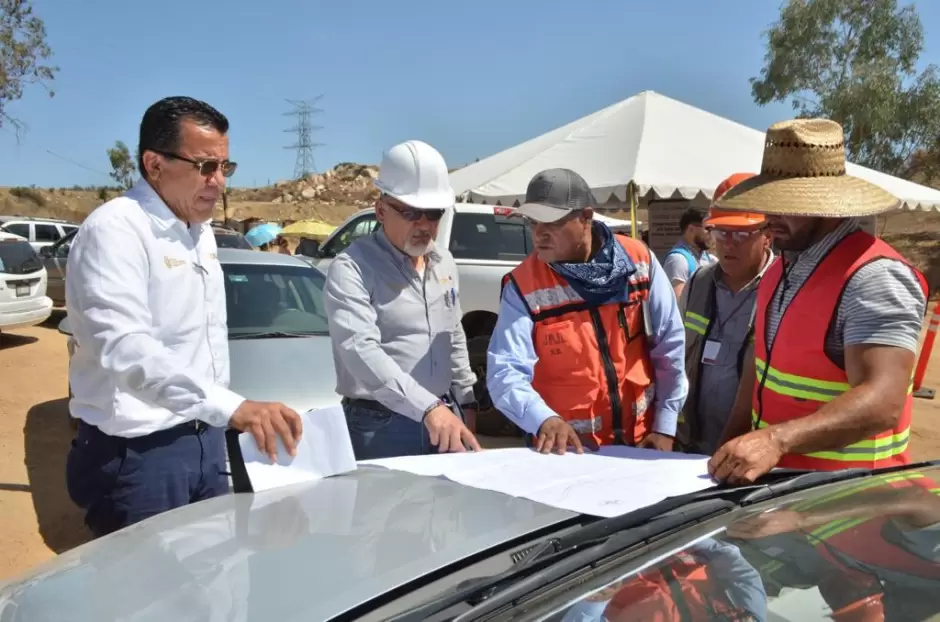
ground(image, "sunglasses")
xmin=709 ymin=228 xmax=764 ymax=244
xmin=385 ymin=199 xmax=445 ymax=222
xmin=152 ymin=150 xmax=238 ymax=178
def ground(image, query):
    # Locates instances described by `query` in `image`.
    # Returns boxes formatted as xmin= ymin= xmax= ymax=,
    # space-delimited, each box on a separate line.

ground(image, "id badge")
xmin=701 ymin=339 xmax=721 ymax=365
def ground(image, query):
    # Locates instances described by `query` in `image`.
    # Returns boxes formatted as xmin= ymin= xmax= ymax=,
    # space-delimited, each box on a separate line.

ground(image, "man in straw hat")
xmin=707 ymin=118 xmax=928 ymax=484
xmin=677 ymin=172 xmax=775 ymax=455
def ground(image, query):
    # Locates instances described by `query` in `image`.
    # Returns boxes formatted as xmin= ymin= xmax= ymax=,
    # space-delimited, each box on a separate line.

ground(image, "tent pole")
xmin=628 ymin=181 xmax=638 ymax=239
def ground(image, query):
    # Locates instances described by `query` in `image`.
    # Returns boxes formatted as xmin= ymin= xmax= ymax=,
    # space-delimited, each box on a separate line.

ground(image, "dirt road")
xmin=2 ymin=309 xmax=940 ymax=583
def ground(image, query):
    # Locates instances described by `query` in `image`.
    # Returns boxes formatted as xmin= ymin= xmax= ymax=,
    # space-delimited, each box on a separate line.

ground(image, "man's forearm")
xmin=770 ymin=382 xmax=901 ymax=456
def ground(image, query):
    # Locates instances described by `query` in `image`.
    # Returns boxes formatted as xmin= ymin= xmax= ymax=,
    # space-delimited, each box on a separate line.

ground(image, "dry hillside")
xmin=3 ymin=163 xmax=939 ymax=295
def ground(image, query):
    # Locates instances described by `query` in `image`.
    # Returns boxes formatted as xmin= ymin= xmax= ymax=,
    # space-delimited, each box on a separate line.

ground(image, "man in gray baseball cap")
xmin=487 ymin=168 xmax=687 ymax=455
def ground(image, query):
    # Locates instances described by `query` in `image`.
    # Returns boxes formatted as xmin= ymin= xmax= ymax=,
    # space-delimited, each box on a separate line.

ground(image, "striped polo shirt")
xmin=765 ymin=218 xmax=927 ymax=367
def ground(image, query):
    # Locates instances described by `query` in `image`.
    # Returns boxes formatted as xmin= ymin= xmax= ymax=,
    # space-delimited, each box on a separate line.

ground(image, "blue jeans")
xmin=343 ymin=400 xmax=444 ymax=460
xmin=66 ymin=420 xmax=229 ymax=537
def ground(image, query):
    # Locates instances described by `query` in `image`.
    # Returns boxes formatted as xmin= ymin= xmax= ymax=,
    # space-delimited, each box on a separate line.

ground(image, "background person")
xmin=323 ymin=140 xmax=481 ymax=459
xmin=677 ymin=173 xmax=774 ymax=455
xmin=663 ymin=208 xmax=717 ymax=299
xmin=64 ymin=96 xmax=302 ymax=538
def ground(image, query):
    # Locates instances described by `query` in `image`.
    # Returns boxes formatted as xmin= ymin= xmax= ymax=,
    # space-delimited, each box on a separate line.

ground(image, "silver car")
xmin=58 ymin=248 xmax=340 ymax=414
xmin=41 ymin=228 xmax=253 ymax=308
xmin=3 ymin=461 xmax=939 ymax=619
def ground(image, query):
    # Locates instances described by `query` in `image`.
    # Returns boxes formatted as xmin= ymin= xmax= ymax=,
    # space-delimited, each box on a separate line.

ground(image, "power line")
xmin=283 ymin=96 xmax=324 ymax=180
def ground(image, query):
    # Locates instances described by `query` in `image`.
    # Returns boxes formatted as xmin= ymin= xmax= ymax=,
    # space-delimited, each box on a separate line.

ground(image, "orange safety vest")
xmin=603 ymin=551 xmax=756 ymax=622
xmin=503 ymin=235 xmax=655 ymax=446
xmin=752 ymin=230 xmax=927 ymax=470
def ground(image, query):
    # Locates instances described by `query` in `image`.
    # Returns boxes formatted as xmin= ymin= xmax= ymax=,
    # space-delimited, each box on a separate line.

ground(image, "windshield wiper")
xmin=388 ymin=467 xmax=883 ymax=621
xmin=385 ymin=487 xmax=755 ymax=622
xmin=228 ymin=330 xmax=322 ymax=340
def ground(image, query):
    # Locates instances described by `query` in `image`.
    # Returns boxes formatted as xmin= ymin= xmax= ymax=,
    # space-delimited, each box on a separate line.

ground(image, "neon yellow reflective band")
xmin=683 ymin=311 xmax=709 ymax=336
xmin=755 ymin=357 xmax=851 ymax=403
xmin=751 ymin=412 xmax=910 ymax=463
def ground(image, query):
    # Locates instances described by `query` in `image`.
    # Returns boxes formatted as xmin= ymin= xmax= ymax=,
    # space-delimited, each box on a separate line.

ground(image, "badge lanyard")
xmin=702 ymin=291 xmax=755 ymax=366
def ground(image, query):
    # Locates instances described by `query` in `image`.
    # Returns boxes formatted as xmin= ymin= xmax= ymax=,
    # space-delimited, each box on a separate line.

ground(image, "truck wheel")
xmin=468 ymin=334 xmax=523 ymax=438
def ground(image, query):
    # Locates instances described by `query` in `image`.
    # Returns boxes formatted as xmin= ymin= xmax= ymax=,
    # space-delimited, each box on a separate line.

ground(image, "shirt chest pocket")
xmin=428 ymin=281 xmax=458 ymax=334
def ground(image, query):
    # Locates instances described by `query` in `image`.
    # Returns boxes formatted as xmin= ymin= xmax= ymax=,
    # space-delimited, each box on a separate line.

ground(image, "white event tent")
xmin=450 ymin=90 xmax=940 ymax=213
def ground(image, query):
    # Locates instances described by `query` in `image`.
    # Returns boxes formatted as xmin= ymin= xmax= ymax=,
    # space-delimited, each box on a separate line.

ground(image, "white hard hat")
xmin=374 ymin=140 xmax=455 ymax=210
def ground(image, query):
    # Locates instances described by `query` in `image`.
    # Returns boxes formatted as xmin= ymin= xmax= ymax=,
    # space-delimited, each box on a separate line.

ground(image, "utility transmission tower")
xmin=283 ymin=96 xmax=324 ymax=179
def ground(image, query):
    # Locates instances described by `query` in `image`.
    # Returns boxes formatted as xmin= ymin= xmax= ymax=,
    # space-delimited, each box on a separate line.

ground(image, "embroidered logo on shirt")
xmin=164 ymin=257 xmax=186 ymax=269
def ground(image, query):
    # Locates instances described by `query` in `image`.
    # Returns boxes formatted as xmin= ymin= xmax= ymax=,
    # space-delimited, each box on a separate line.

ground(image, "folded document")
xmin=361 ymin=446 xmax=716 ymax=518
xmin=235 ymin=404 xmax=357 ymax=492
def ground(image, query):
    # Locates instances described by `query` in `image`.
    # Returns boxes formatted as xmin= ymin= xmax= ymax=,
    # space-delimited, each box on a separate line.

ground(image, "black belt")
xmin=341 ymin=395 xmax=456 ymax=416
xmin=77 ymin=418 xmax=210 ymax=443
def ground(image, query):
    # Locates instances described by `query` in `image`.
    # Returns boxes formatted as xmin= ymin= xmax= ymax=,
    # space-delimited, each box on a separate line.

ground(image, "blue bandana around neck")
xmin=550 ymin=221 xmax=633 ymax=306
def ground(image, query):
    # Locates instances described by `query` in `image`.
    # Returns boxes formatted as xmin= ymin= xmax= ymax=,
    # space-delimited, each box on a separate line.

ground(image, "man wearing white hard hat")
xmin=323 ymin=140 xmax=481 ymax=458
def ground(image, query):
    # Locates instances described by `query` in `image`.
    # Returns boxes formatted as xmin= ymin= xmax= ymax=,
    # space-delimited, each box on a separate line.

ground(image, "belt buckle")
xmin=193 ymin=419 xmax=205 ymax=433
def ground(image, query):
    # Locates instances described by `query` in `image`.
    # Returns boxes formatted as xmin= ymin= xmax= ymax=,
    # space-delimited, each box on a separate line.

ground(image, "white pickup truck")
xmin=304 ymin=203 xmax=635 ymax=435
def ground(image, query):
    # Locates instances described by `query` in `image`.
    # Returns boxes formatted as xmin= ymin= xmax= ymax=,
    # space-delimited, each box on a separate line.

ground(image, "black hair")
xmin=138 ymin=96 xmax=229 ymax=179
xmin=679 ymin=208 xmax=706 ymax=233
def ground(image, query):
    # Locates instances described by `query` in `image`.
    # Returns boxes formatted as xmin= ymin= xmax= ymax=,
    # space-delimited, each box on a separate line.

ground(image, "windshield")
xmin=215 ymin=232 xmax=252 ymax=250
xmin=222 ymin=263 xmax=329 ymax=337
xmin=547 ymin=468 xmax=940 ymax=622
xmin=0 ymin=239 xmax=43 ymax=275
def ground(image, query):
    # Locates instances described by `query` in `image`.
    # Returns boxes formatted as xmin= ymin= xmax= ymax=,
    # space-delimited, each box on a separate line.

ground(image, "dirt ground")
xmin=2 ymin=307 xmax=940 ymax=583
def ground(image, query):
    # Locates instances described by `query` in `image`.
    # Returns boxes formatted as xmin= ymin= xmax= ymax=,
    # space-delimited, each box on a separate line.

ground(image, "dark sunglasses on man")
xmin=152 ymin=149 xmax=238 ymax=178
xmin=381 ymin=195 xmax=446 ymax=222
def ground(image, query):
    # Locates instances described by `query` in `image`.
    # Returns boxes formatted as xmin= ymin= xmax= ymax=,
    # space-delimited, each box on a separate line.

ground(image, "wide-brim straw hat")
xmin=715 ymin=118 xmax=901 ymax=217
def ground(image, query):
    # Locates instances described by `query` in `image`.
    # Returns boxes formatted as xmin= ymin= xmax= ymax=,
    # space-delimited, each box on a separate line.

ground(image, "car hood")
xmin=0 ymin=468 xmax=576 ymax=621
xmin=228 ymin=335 xmax=339 ymax=413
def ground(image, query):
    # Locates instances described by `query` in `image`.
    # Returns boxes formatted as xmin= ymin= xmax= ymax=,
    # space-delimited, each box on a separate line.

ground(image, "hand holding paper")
xmin=237 ymin=404 xmax=357 ymax=492
xmin=230 ymin=399 xmax=304 ymax=462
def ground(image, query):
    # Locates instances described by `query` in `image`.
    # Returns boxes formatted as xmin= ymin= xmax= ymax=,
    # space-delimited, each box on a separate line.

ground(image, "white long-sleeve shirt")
xmin=66 ymin=180 xmax=245 ymax=437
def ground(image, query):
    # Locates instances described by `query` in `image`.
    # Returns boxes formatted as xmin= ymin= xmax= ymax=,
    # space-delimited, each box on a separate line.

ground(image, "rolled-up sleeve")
xmin=486 ymin=283 xmax=558 ymax=435
xmin=447 ymin=266 xmax=477 ymax=405
xmin=323 ymin=254 xmax=440 ymax=422
xmin=67 ymin=219 xmax=244 ymax=427
xmin=645 ymin=252 xmax=689 ymax=436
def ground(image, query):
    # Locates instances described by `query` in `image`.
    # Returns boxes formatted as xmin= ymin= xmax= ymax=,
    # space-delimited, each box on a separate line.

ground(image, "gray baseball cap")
xmin=517 ymin=168 xmax=597 ymax=223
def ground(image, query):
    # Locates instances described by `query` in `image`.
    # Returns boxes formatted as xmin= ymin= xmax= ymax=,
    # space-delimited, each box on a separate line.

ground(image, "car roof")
xmin=217 ymin=247 xmax=313 ymax=268
xmin=0 ymin=468 xmax=576 ymax=620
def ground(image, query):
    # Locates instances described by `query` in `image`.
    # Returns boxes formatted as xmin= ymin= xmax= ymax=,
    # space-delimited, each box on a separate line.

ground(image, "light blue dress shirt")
xmin=486 ymin=250 xmax=687 ymax=437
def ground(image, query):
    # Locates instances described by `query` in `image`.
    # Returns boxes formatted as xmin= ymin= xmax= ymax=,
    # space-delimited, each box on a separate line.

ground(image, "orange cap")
xmin=705 ymin=173 xmax=765 ymax=228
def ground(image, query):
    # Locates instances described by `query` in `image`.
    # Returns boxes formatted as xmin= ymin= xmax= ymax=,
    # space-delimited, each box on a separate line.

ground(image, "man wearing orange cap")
xmin=677 ymin=173 xmax=774 ymax=455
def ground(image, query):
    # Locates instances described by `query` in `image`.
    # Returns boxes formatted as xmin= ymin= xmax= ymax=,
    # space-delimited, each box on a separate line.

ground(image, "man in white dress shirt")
xmin=64 ymin=96 xmax=303 ymax=537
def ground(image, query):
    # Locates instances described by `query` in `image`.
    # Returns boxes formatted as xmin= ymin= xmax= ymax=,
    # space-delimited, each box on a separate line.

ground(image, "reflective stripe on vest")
xmin=684 ymin=310 xmax=709 ymax=336
xmin=752 ymin=230 xmax=927 ymax=471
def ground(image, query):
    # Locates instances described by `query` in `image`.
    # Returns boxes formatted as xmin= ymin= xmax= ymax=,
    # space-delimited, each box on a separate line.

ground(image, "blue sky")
xmin=2 ymin=0 xmax=939 ymax=189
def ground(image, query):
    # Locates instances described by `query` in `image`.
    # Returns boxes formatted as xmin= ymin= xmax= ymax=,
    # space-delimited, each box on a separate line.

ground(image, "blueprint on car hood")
xmin=360 ymin=446 xmax=716 ymax=518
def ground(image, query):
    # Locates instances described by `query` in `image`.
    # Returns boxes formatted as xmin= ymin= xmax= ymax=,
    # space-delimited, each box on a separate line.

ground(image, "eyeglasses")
xmin=384 ymin=199 xmax=445 ymax=222
xmin=709 ymin=228 xmax=763 ymax=244
xmin=152 ymin=150 xmax=238 ymax=178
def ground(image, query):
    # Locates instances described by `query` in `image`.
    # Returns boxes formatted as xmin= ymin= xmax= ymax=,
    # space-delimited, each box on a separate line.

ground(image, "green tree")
xmin=0 ymin=0 xmax=57 ymax=130
xmin=751 ymin=0 xmax=940 ymax=182
xmin=107 ymin=140 xmax=137 ymax=190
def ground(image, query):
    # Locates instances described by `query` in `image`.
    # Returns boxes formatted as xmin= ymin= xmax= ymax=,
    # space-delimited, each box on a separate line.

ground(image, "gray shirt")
xmin=683 ymin=251 xmax=774 ymax=454
xmin=765 ymin=218 xmax=926 ymax=362
xmin=323 ymin=231 xmax=476 ymax=422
